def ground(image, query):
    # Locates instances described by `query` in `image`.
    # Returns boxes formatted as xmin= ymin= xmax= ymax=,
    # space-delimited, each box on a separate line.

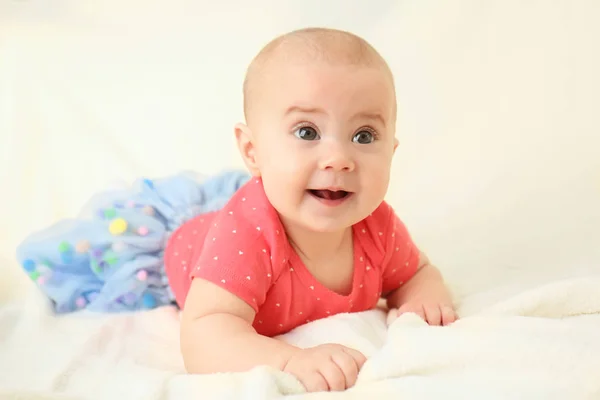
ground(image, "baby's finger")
xmin=342 ymin=347 xmax=367 ymax=370
xmin=441 ymin=305 xmax=458 ymax=326
xmin=386 ymin=308 xmax=400 ymax=326
xmin=398 ymin=304 xmax=426 ymax=321
xmin=424 ymin=304 xmax=442 ymax=326
xmin=330 ymin=351 xmax=359 ymax=389
xmin=318 ymin=360 xmax=346 ymax=391
xmin=299 ymin=371 xmax=329 ymax=393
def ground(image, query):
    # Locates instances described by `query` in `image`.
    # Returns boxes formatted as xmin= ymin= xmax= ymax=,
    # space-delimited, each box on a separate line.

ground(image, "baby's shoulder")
xmin=205 ymin=178 xmax=285 ymax=251
xmin=354 ymin=200 xmax=407 ymax=250
xmin=193 ymin=179 xmax=291 ymax=281
xmin=213 ymin=178 xmax=277 ymax=224
xmin=360 ymin=200 xmax=396 ymax=232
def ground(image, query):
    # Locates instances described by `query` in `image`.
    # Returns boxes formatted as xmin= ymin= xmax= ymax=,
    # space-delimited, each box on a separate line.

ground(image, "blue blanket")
xmin=16 ymin=170 xmax=250 ymax=313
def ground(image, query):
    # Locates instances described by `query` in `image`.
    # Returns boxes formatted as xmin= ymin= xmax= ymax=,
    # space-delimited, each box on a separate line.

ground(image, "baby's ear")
xmin=234 ymin=123 xmax=261 ymax=177
xmin=393 ymin=137 xmax=399 ymax=152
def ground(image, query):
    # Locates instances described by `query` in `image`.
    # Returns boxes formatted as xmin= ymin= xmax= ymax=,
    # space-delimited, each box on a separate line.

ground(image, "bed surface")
xmin=1 ymin=262 xmax=600 ymax=399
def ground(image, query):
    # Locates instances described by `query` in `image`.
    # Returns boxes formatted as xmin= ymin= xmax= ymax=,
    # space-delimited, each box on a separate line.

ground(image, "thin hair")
xmin=242 ymin=27 xmax=395 ymax=123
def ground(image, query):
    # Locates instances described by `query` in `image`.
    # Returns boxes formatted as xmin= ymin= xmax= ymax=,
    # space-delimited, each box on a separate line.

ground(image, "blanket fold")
xmin=1 ymin=273 xmax=600 ymax=399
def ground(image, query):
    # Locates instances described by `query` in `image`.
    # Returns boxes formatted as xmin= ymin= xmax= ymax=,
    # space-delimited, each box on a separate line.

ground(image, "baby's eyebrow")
xmin=352 ymin=111 xmax=386 ymax=128
xmin=284 ymin=106 xmax=386 ymax=127
xmin=284 ymin=105 xmax=327 ymax=116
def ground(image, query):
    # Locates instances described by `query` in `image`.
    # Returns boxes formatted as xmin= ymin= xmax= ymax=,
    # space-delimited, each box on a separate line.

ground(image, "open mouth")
xmin=308 ymin=189 xmax=352 ymax=201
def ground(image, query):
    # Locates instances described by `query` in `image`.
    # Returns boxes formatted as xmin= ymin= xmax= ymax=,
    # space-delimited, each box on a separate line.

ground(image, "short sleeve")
xmin=379 ymin=204 xmax=421 ymax=293
xmin=189 ymin=210 xmax=274 ymax=312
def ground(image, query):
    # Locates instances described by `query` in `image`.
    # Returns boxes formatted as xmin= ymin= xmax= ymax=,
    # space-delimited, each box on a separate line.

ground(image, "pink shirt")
xmin=165 ymin=178 xmax=420 ymax=337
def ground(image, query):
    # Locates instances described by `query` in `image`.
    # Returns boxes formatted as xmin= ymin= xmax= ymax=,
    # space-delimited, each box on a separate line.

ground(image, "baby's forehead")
xmin=268 ymin=34 xmax=371 ymax=63
xmin=244 ymin=29 xmax=394 ymax=123
xmin=250 ymin=32 xmax=386 ymax=80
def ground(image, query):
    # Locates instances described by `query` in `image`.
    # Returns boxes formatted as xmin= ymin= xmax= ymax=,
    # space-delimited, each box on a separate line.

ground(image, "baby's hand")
xmin=387 ymin=301 xmax=457 ymax=326
xmin=283 ymin=344 xmax=367 ymax=392
xmin=386 ymin=264 xmax=458 ymax=327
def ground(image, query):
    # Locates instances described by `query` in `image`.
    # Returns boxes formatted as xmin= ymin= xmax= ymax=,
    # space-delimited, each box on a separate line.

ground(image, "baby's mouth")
xmin=308 ymin=189 xmax=351 ymax=201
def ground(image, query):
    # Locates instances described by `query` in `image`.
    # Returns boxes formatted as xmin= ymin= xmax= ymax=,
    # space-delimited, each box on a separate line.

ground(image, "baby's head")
xmin=235 ymin=27 xmax=398 ymax=233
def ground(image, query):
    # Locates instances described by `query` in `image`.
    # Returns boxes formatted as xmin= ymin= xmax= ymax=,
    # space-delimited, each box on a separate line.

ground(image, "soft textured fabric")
xmin=15 ymin=170 xmax=250 ymax=313
xmin=165 ymin=177 xmax=420 ymax=336
xmin=2 ymin=267 xmax=600 ymax=400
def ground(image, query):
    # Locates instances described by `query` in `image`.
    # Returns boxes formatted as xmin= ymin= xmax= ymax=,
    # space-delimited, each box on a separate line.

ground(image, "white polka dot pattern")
xmin=164 ymin=178 xmax=421 ymax=337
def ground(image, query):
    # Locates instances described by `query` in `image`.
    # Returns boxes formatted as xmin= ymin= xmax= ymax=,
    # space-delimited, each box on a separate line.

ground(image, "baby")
xmin=164 ymin=27 xmax=457 ymax=392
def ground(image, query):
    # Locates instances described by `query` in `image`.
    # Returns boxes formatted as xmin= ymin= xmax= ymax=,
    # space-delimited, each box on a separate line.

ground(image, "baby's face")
xmin=249 ymin=62 xmax=397 ymax=233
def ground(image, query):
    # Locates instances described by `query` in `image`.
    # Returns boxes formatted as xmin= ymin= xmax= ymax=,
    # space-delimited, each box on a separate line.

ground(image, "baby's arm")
xmin=384 ymin=252 xmax=458 ymax=326
xmin=181 ymin=278 xmax=366 ymax=391
xmin=180 ymin=278 xmax=296 ymax=373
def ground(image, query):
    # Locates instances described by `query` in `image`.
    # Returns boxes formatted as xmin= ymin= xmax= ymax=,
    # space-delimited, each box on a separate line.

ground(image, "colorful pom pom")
xmin=22 ymin=259 xmax=36 ymax=272
xmin=142 ymin=206 xmax=155 ymax=216
xmin=109 ymin=218 xmax=128 ymax=235
xmin=92 ymin=248 xmax=104 ymax=258
xmin=105 ymin=253 xmax=119 ymax=266
xmin=60 ymin=252 xmax=73 ymax=264
xmin=75 ymin=297 xmax=87 ymax=308
xmin=103 ymin=208 xmax=117 ymax=219
xmin=142 ymin=293 xmax=157 ymax=308
xmin=75 ymin=240 xmax=91 ymax=253
xmin=58 ymin=241 xmax=71 ymax=253
xmin=136 ymin=270 xmax=148 ymax=281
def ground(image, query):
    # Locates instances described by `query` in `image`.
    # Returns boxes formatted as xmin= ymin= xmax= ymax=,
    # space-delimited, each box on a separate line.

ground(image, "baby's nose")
xmin=319 ymin=143 xmax=355 ymax=172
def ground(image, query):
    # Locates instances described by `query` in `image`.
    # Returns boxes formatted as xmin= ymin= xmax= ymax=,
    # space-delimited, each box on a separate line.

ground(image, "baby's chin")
xmin=293 ymin=210 xmax=372 ymax=234
xmin=270 ymin=193 xmax=377 ymax=233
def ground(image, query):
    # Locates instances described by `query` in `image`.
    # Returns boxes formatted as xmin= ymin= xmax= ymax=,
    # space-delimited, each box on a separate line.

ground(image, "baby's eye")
xmin=352 ymin=130 xmax=375 ymax=144
xmin=294 ymin=126 xmax=320 ymax=141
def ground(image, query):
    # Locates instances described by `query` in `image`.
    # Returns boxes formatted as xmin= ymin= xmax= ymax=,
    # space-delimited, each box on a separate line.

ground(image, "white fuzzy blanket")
xmin=1 ymin=273 xmax=599 ymax=400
